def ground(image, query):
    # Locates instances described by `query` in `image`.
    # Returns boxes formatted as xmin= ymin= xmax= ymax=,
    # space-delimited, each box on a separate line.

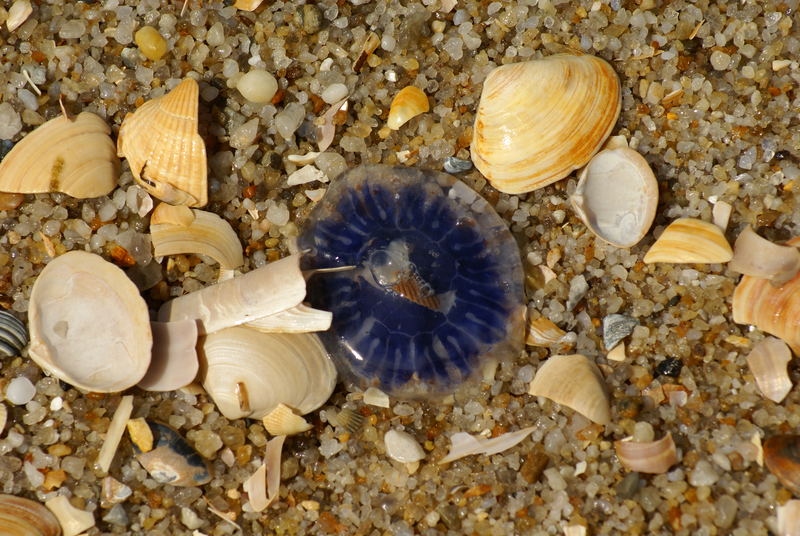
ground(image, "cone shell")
xmin=528 ymin=354 xmax=611 ymax=425
xmin=117 ymin=78 xmax=208 ymax=207
xmin=615 ymin=433 xmax=679 ymax=474
xmin=0 ymin=112 xmax=118 ymax=198
xmin=643 ymin=218 xmax=733 ymax=264
xmin=734 ymin=241 xmax=800 ymax=354
xmin=387 ymin=86 xmax=429 ymax=130
xmin=471 ymin=54 xmax=621 ymax=194
xmin=0 ymin=494 xmax=61 ymax=536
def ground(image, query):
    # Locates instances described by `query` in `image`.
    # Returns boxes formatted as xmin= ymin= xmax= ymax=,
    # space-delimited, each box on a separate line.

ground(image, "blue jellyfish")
xmin=298 ymin=165 xmax=525 ymax=398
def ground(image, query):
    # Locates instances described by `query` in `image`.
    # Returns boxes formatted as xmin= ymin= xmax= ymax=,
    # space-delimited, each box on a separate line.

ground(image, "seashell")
xmin=563 ymin=525 xmax=587 ymax=536
xmin=336 ymin=408 xmax=365 ymax=433
xmin=643 ymin=218 xmax=733 ymax=264
xmin=728 ymin=226 xmax=800 ymax=286
xmin=0 ymin=403 xmax=6 ymax=438
xmin=0 ymin=309 xmax=28 ymax=357
xmin=7 ymin=0 xmax=33 ymax=32
xmin=607 ymin=341 xmax=626 ymax=362
xmin=387 ymin=86 xmax=429 ymax=130
xmin=603 ymin=314 xmax=638 ymax=351
xmin=384 ymin=429 xmax=426 ymax=463
xmin=570 ymin=147 xmax=658 ymax=248
xmin=733 ymin=239 xmax=800 ymax=354
xmin=27 ymin=251 xmax=152 ymax=392
xmin=137 ymin=320 xmax=198 ymax=392
xmin=777 ymin=499 xmax=800 ymax=536
xmin=765 ymin=435 xmax=800 ymax=495
xmin=712 ymin=200 xmax=732 ymax=231
xmin=471 ymin=54 xmax=621 ymax=194
xmin=614 ymin=432 xmax=679 ymax=474
xmin=528 ymin=354 xmax=611 ymax=425
xmin=0 ymin=494 xmax=61 ymax=536
xmin=151 ymin=208 xmax=244 ymax=270
xmin=101 ymin=476 xmax=132 ymax=507
xmin=0 ymin=112 xmax=118 ymax=198
xmin=127 ymin=417 xmax=155 ymax=453
xmin=150 ymin=202 xmax=195 ymax=227
xmin=298 ymin=164 xmax=525 ymax=399
xmin=262 ymin=403 xmax=312 ymax=436
xmin=199 ymin=327 xmax=337 ymax=420
xmin=362 ymin=387 xmax=390 ymax=408
xmin=234 ymin=0 xmax=265 ymax=10
xmin=117 ymin=78 xmax=207 ymax=207
xmin=746 ymin=337 xmax=793 ymax=403
xmin=439 ymin=426 xmax=536 ymax=464
xmin=134 ymin=421 xmax=211 ymax=487
xmin=526 ymin=316 xmax=566 ymax=347
xmin=44 ymin=495 xmax=93 ymax=536
xmin=96 ymin=395 xmax=134 ymax=474
xmin=245 ymin=304 xmax=332 ymax=334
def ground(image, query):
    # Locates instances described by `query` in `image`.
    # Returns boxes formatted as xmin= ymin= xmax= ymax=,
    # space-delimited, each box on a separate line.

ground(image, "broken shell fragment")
xmin=733 ymin=241 xmax=800 ymax=354
xmin=134 ymin=422 xmax=211 ymax=487
xmin=245 ymin=304 xmax=332 ymax=333
xmin=571 ymin=147 xmax=658 ymax=248
xmin=262 ymin=403 xmax=312 ymax=436
xmin=28 ymin=251 xmax=152 ymax=392
xmin=528 ymin=354 xmax=611 ymax=425
xmin=95 ymin=395 xmax=134 ymax=474
xmin=526 ymin=316 xmax=566 ymax=347
xmin=614 ymin=432 xmax=678 ymax=474
xmin=101 ymin=476 xmax=132 ymax=507
xmin=0 ymin=112 xmax=118 ymax=198
xmin=643 ymin=218 xmax=733 ymax=264
xmin=387 ymin=86 xmax=429 ymax=130
xmin=150 ymin=202 xmax=195 ymax=227
xmin=0 ymin=494 xmax=61 ymax=536
xmin=0 ymin=309 xmax=28 ymax=357
xmin=471 ymin=54 xmax=621 ymax=194
xmin=7 ymin=0 xmax=33 ymax=32
xmin=384 ymin=429 xmax=426 ymax=463
xmin=44 ymin=495 xmax=94 ymax=536
xmin=728 ymin=226 xmax=800 ymax=286
xmin=746 ymin=337 xmax=793 ymax=403
xmin=777 ymin=500 xmax=800 ymax=536
xmin=764 ymin=435 xmax=800 ymax=496
xmin=151 ymin=209 xmax=244 ymax=270
xmin=137 ymin=320 xmax=199 ymax=392
xmin=117 ymin=78 xmax=208 ymax=207
xmin=199 ymin=327 xmax=336 ymax=420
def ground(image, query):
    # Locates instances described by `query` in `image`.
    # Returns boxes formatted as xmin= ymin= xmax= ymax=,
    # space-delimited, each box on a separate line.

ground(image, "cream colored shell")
xmin=151 ymin=208 xmax=244 ymax=270
xmin=0 ymin=112 xmax=118 ymax=198
xmin=117 ymin=78 xmax=208 ymax=207
xmin=28 ymin=251 xmax=152 ymax=392
xmin=615 ymin=433 xmax=678 ymax=474
xmin=746 ymin=337 xmax=793 ymax=403
xmin=471 ymin=54 xmax=621 ymax=194
xmin=199 ymin=327 xmax=337 ymax=420
xmin=643 ymin=218 xmax=733 ymax=264
xmin=571 ymin=147 xmax=658 ymax=248
xmin=528 ymin=354 xmax=611 ymax=425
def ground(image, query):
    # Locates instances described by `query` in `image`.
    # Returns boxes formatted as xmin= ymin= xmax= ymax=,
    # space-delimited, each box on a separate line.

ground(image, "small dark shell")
xmin=0 ymin=494 xmax=61 ymax=536
xmin=764 ymin=435 xmax=800 ymax=495
xmin=134 ymin=422 xmax=211 ymax=487
xmin=0 ymin=310 xmax=28 ymax=358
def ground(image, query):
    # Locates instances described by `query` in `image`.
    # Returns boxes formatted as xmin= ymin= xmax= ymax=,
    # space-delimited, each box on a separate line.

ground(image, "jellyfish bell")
xmin=298 ymin=164 xmax=525 ymax=399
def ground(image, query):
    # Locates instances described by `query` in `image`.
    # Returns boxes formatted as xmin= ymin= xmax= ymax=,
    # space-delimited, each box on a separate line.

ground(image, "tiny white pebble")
xmin=287 ymin=165 xmax=327 ymax=186
xmin=5 ymin=377 xmax=36 ymax=405
xmin=236 ymin=69 xmax=278 ymax=104
xmin=50 ymin=396 xmax=63 ymax=411
xmin=321 ymin=83 xmax=348 ymax=104
xmin=384 ymin=429 xmax=425 ymax=463
xmin=772 ymin=59 xmax=792 ymax=71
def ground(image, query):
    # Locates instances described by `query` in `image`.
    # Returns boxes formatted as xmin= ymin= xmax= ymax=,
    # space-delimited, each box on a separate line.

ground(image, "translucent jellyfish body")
xmin=298 ymin=165 xmax=525 ymax=398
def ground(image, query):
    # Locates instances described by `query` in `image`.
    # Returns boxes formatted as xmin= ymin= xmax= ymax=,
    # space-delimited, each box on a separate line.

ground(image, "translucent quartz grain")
xmin=135 ymin=26 xmax=168 ymax=61
xmin=236 ymin=70 xmax=278 ymax=104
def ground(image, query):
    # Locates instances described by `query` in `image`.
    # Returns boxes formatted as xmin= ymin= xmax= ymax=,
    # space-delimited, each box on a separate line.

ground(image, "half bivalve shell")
xmin=199 ymin=327 xmax=337 ymax=420
xmin=471 ymin=54 xmax=621 ymax=194
xmin=117 ymin=78 xmax=207 ymax=207
xmin=0 ymin=112 xmax=118 ymax=199
xmin=571 ymin=147 xmax=658 ymax=248
xmin=615 ymin=433 xmax=678 ymax=474
xmin=387 ymin=86 xmax=429 ymax=130
xmin=528 ymin=354 xmax=611 ymax=425
xmin=746 ymin=337 xmax=793 ymax=403
xmin=0 ymin=494 xmax=61 ymax=536
xmin=0 ymin=309 xmax=28 ymax=357
xmin=643 ymin=218 xmax=733 ymax=264
xmin=729 ymin=226 xmax=800 ymax=286
xmin=28 ymin=251 xmax=152 ymax=392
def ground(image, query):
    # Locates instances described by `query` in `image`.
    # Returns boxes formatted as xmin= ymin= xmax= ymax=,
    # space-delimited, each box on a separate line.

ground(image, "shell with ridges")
xmin=151 ymin=208 xmax=244 ymax=270
xmin=746 ymin=337 xmax=793 ymax=403
xmin=0 ymin=309 xmax=28 ymax=357
xmin=570 ymin=147 xmax=658 ymax=248
xmin=614 ymin=432 xmax=679 ymax=474
xmin=526 ymin=316 xmax=566 ymax=347
xmin=0 ymin=112 xmax=118 ymax=198
xmin=471 ymin=54 xmax=621 ymax=194
xmin=0 ymin=494 xmax=61 ymax=536
xmin=643 ymin=218 xmax=733 ymax=264
xmin=728 ymin=225 xmax=800 ymax=285
xmin=387 ymin=86 xmax=429 ymax=130
xmin=199 ymin=327 xmax=336 ymax=420
xmin=262 ymin=403 xmax=312 ymax=436
xmin=117 ymin=78 xmax=207 ymax=207
xmin=528 ymin=354 xmax=611 ymax=425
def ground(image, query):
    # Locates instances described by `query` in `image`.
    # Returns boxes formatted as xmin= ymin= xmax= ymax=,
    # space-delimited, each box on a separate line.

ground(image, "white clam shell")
xmin=746 ymin=337 xmax=793 ymax=403
xmin=384 ymin=429 xmax=425 ymax=463
xmin=199 ymin=327 xmax=336 ymax=420
xmin=571 ymin=147 xmax=658 ymax=248
xmin=528 ymin=354 xmax=611 ymax=425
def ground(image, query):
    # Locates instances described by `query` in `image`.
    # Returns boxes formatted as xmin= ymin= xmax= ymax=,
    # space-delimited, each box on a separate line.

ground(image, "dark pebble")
xmin=655 ymin=358 xmax=683 ymax=378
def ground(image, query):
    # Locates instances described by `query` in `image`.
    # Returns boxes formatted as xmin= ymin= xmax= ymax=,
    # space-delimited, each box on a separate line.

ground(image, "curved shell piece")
xmin=777 ymin=500 xmax=800 ymax=536
xmin=528 ymin=354 xmax=611 ymax=425
xmin=150 ymin=202 xmax=195 ymax=227
xmin=746 ymin=337 xmax=793 ymax=403
xmin=643 ymin=218 xmax=733 ymax=264
xmin=137 ymin=320 xmax=199 ymax=392
xmin=471 ymin=54 xmax=621 ymax=194
xmin=199 ymin=327 xmax=337 ymax=420
xmin=526 ymin=316 xmax=566 ymax=347
xmin=387 ymin=86 xmax=429 ymax=130
xmin=729 ymin=226 xmax=800 ymax=285
xmin=615 ymin=432 xmax=679 ymax=474
xmin=733 ymin=240 xmax=800 ymax=354
xmin=0 ymin=112 xmax=118 ymax=198
xmin=0 ymin=494 xmax=61 ymax=536
xmin=571 ymin=147 xmax=658 ymax=248
xmin=151 ymin=208 xmax=244 ymax=270
xmin=0 ymin=309 xmax=28 ymax=358
xmin=765 ymin=435 xmax=800 ymax=495
xmin=117 ymin=78 xmax=207 ymax=207
xmin=28 ymin=251 xmax=152 ymax=392
xmin=134 ymin=422 xmax=211 ymax=487
xmin=262 ymin=403 xmax=312 ymax=436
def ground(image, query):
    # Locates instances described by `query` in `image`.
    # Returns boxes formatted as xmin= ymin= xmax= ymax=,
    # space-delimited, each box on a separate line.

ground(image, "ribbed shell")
xmin=0 ymin=494 xmax=61 ymax=536
xmin=643 ymin=218 xmax=733 ymax=264
xmin=0 ymin=310 xmax=27 ymax=357
xmin=0 ymin=112 xmax=118 ymax=198
xmin=117 ymin=78 xmax=207 ymax=207
xmin=471 ymin=54 xmax=621 ymax=194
